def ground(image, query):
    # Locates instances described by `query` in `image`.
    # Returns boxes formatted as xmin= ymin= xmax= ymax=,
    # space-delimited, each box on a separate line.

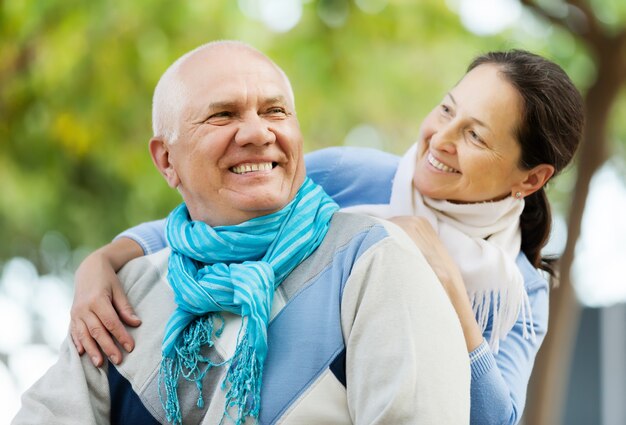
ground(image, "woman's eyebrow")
xmin=448 ymin=92 xmax=492 ymax=132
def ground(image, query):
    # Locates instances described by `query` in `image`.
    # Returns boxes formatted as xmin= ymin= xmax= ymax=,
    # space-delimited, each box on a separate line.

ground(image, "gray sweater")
xmin=13 ymin=213 xmax=470 ymax=424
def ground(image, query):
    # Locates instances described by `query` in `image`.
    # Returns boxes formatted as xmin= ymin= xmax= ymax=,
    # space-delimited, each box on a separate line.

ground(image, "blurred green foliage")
xmin=1 ymin=0 xmax=624 ymax=269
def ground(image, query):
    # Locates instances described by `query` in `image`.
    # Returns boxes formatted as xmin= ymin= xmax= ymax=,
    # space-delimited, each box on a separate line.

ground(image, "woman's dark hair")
xmin=468 ymin=50 xmax=584 ymax=277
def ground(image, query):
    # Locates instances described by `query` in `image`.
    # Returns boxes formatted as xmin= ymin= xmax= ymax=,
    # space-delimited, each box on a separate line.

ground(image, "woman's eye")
xmin=468 ymin=130 xmax=485 ymax=145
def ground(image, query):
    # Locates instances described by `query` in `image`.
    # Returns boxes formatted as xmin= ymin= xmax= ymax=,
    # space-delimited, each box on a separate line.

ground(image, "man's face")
xmin=160 ymin=48 xmax=306 ymax=226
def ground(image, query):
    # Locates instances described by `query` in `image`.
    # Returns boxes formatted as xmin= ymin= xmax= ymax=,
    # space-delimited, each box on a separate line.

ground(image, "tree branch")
xmin=566 ymin=0 xmax=607 ymax=49
xmin=519 ymin=0 xmax=572 ymax=32
xmin=616 ymin=30 xmax=626 ymax=75
xmin=519 ymin=0 xmax=606 ymax=52
xmin=567 ymin=0 xmax=602 ymax=33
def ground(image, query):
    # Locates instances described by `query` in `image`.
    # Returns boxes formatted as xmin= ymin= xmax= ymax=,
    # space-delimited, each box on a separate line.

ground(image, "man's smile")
xmin=230 ymin=161 xmax=277 ymax=174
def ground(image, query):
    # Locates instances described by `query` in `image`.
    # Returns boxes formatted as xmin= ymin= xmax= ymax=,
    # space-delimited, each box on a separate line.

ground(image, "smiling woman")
xmin=412 ymin=64 xmax=545 ymax=204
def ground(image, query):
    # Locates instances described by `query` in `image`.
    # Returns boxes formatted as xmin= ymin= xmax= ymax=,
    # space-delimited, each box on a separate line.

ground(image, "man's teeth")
xmin=231 ymin=162 xmax=273 ymax=175
xmin=428 ymin=153 xmax=459 ymax=173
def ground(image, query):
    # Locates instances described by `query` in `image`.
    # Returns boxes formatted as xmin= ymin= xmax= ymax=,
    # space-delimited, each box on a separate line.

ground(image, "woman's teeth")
xmin=428 ymin=153 xmax=459 ymax=173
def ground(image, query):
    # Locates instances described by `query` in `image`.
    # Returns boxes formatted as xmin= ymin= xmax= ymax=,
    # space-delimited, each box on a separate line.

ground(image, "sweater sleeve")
xmin=11 ymin=337 xmax=111 ymax=424
xmin=114 ymin=219 xmax=167 ymax=255
xmin=305 ymin=147 xmax=399 ymax=208
xmin=468 ymin=253 xmax=550 ymax=425
xmin=340 ymin=221 xmax=470 ymax=424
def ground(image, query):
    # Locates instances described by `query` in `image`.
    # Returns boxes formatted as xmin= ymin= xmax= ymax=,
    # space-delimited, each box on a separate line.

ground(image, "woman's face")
xmin=413 ymin=64 xmax=530 ymax=203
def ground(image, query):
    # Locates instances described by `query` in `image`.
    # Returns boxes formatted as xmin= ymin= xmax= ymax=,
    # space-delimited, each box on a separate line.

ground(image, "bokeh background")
xmin=1 ymin=0 xmax=625 ymax=424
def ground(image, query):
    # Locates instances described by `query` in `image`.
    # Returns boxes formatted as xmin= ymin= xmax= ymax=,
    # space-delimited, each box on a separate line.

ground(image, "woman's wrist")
xmin=96 ymin=238 xmax=144 ymax=272
xmin=446 ymin=279 xmax=484 ymax=352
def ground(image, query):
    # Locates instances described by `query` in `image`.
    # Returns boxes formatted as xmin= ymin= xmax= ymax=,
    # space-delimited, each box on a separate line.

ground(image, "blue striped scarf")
xmin=159 ymin=177 xmax=339 ymax=425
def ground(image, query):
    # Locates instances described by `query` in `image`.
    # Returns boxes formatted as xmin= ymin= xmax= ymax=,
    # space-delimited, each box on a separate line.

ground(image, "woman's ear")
xmin=149 ymin=138 xmax=180 ymax=188
xmin=513 ymin=164 xmax=555 ymax=198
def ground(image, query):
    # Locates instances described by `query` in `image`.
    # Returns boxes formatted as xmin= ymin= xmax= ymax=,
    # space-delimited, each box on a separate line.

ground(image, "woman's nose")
xmin=429 ymin=123 xmax=458 ymax=154
xmin=234 ymin=114 xmax=276 ymax=146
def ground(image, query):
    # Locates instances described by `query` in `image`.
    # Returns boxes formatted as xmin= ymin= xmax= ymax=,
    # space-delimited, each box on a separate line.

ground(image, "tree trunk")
xmin=524 ymin=39 xmax=624 ymax=425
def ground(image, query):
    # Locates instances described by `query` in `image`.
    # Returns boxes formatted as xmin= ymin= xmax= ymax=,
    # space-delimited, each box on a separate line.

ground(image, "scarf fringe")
xmin=221 ymin=330 xmax=262 ymax=425
xmin=159 ymin=315 xmax=263 ymax=425
xmin=470 ymin=288 xmax=536 ymax=353
xmin=159 ymin=314 xmax=226 ymax=425
xmin=161 ymin=178 xmax=338 ymax=424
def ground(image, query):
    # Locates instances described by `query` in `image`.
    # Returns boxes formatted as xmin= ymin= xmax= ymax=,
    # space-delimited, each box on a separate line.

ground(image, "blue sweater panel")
xmin=109 ymin=218 xmax=389 ymax=424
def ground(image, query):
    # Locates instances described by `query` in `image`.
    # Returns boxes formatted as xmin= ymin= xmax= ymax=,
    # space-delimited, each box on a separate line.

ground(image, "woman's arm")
xmin=70 ymin=219 xmax=168 ymax=366
xmin=69 ymin=147 xmax=396 ymax=366
xmin=70 ymin=238 xmax=143 ymax=367
xmin=389 ymin=217 xmax=485 ymax=351
xmin=468 ymin=255 xmax=549 ymax=425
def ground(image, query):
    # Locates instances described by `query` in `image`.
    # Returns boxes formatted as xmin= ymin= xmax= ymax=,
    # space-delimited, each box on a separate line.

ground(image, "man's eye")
xmin=206 ymin=112 xmax=232 ymax=124
xmin=211 ymin=111 xmax=232 ymax=118
xmin=440 ymin=104 xmax=451 ymax=115
xmin=264 ymin=107 xmax=288 ymax=116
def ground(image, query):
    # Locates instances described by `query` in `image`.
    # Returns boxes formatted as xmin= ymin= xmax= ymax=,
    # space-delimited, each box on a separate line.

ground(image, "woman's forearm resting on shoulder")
xmin=70 ymin=237 xmax=144 ymax=367
xmin=389 ymin=216 xmax=483 ymax=351
xmin=389 ymin=216 xmax=547 ymax=425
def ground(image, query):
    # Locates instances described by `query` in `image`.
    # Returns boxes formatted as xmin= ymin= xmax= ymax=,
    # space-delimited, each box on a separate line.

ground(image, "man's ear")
xmin=513 ymin=164 xmax=555 ymax=198
xmin=149 ymin=137 xmax=180 ymax=188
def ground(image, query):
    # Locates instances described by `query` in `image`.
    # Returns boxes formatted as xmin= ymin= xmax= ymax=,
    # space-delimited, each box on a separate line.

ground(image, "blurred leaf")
xmin=1 ymin=0 xmax=625 ymax=270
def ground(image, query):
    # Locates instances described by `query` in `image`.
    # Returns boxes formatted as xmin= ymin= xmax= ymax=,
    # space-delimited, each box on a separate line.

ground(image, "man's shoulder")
xmin=280 ymin=213 xmax=388 ymax=294
xmin=119 ymin=248 xmax=169 ymax=272
xmin=286 ymin=213 xmax=411 ymax=286
xmin=322 ymin=212 xmax=395 ymax=255
xmin=117 ymin=248 xmax=170 ymax=296
xmin=325 ymin=212 xmax=423 ymax=256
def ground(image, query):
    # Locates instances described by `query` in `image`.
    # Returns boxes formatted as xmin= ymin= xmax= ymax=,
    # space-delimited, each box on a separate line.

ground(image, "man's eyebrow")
xmin=447 ymin=92 xmax=492 ymax=131
xmin=207 ymin=96 xmax=288 ymax=110
xmin=208 ymin=101 xmax=239 ymax=110
xmin=447 ymin=92 xmax=457 ymax=106
xmin=262 ymin=95 xmax=288 ymax=105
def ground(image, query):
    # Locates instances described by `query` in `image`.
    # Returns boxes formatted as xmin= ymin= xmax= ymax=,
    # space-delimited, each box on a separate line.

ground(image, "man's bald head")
xmin=151 ymin=41 xmax=295 ymax=144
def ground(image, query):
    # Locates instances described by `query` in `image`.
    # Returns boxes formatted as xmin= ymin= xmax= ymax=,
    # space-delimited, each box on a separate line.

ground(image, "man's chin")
xmin=233 ymin=195 xmax=292 ymax=217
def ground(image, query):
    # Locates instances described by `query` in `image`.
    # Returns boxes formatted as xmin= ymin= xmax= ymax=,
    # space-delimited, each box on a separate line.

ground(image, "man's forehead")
xmin=180 ymin=78 xmax=293 ymax=122
xmin=164 ymin=44 xmax=295 ymax=118
xmin=187 ymin=73 xmax=293 ymax=111
xmin=180 ymin=46 xmax=276 ymax=79
xmin=181 ymin=51 xmax=288 ymax=88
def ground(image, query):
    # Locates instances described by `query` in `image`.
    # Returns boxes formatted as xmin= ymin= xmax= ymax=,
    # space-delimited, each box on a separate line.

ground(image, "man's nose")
xmin=234 ymin=114 xmax=276 ymax=146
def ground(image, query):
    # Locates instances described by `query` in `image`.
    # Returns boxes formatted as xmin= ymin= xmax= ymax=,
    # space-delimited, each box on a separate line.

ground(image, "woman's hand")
xmin=389 ymin=216 xmax=484 ymax=352
xmin=70 ymin=238 xmax=144 ymax=367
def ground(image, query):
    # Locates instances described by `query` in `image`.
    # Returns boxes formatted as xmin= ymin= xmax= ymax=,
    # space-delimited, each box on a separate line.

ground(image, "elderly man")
xmin=13 ymin=41 xmax=469 ymax=425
